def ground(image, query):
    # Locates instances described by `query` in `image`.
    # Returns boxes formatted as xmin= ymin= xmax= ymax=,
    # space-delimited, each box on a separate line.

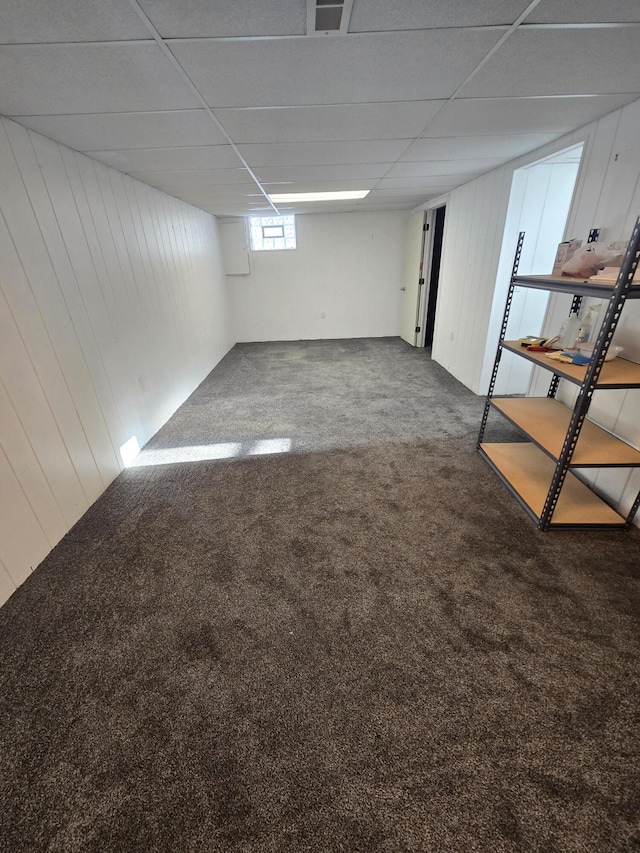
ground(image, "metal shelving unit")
xmin=477 ymin=217 xmax=640 ymax=530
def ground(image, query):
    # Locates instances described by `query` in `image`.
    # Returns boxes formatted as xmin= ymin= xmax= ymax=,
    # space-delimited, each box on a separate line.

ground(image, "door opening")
xmin=482 ymin=142 xmax=584 ymax=395
xmin=423 ymin=205 xmax=446 ymax=348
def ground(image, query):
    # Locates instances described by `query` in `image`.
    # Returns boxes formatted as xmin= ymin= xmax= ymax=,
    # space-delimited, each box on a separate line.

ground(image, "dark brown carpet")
xmin=0 ymin=339 xmax=639 ymax=852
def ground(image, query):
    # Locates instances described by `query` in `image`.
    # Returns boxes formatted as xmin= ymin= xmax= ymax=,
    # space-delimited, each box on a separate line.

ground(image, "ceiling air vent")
xmin=307 ymin=0 xmax=353 ymax=35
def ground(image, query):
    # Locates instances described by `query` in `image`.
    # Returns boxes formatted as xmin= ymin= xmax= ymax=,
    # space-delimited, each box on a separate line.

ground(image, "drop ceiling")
xmin=1 ymin=0 xmax=639 ymax=217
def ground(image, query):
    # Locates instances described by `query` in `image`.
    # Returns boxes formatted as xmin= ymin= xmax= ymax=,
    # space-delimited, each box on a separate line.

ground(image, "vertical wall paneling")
xmin=0 ymin=122 xmax=102 ymax=508
xmin=0 ymin=213 xmax=90 ymax=529
xmin=0 ymin=444 xmax=50 ymax=585
xmin=0 ymin=348 xmax=67 ymax=547
xmin=0 ymin=556 xmax=17 ymax=604
xmin=429 ymin=96 xmax=640 ymax=525
xmin=0 ymin=117 xmax=233 ymax=606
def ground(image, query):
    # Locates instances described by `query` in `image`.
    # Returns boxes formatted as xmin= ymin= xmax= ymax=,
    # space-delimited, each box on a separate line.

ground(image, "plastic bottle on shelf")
xmin=581 ymin=303 xmax=601 ymax=342
xmin=557 ymin=310 xmax=580 ymax=350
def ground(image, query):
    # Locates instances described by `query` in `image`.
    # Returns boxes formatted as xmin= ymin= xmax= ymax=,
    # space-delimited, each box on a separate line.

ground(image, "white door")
xmin=400 ymin=211 xmax=426 ymax=346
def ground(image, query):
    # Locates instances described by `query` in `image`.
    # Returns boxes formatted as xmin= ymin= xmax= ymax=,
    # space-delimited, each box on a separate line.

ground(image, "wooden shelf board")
xmin=490 ymin=397 xmax=640 ymax=467
xmin=512 ymin=274 xmax=640 ymax=299
xmin=501 ymin=341 xmax=640 ymax=388
xmin=480 ymin=443 xmax=625 ymax=527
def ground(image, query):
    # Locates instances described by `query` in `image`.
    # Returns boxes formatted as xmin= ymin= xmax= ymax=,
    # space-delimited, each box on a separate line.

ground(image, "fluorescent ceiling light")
xmin=268 ymin=190 xmax=370 ymax=203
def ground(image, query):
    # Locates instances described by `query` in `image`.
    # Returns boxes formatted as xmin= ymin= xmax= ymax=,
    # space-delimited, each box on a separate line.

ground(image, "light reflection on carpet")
xmin=132 ymin=438 xmax=292 ymax=467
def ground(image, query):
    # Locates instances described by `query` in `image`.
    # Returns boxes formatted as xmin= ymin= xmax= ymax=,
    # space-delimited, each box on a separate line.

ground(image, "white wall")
xmin=228 ymin=211 xmax=406 ymax=342
xmin=429 ymin=96 xmax=640 ymax=524
xmin=431 ymin=99 xmax=640 ymax=396
xmin=0 ymin=117 xmax=233 ymax=607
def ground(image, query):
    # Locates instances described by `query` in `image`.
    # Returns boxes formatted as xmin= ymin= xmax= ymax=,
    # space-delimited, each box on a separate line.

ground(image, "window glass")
xmin=249 ymin=215 xmax=296 ymax=251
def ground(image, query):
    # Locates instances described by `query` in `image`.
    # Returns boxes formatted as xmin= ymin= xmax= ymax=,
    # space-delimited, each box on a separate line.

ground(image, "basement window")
xmin=249 ymin=215 xmax=297 ymax=251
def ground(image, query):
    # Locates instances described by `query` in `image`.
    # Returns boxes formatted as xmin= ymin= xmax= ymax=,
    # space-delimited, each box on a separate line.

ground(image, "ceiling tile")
xmin=168 ymin=185 xmax=265 ymax=201
xmin=376 ymin=177 xmax=462 ymax=190
xmin=0 ymin=0 xmax=150 ymax=43
xmin=0 ymin=43 xmax=199 ymax=115
xmin=238 ymin=140 xmax=409 ymax=168
xmin=11 ymin=110 xmax=227 ymax=150
xmin=169 ymin=29 xmax=504 ymax=107
xmin=138 ymin=0 xmax=306 ymax=38
xmin=386 ymin=159 xmax=504 ymax=178
xmin=425 ymin=94 xmax=640 ymax=136
xmin=358 ymin=196 xmax=423 ymax=208
xmin=526 ymin=1 xmax=640 ymax=23
xmin=277 ymin=205 xmax=364 ymax=215
xmin=195 ymin=204 xmax=256 ymax=215
xmin=254 ymin=164 xmax=393 ymax=183
xmin=359 ymin=204 xmax=418 ymax=209
xmin=166 ymin=191 xmax=265 ymax=208
xmin=349 ymin=0 xmax=528 ymax=30
xmin=86 ymin=145 xmax=240 ymax=173
xmin=130 ymin=168 xmax=251 ymax=187
xmin=215 ymin=101 xmax=446 ymax=144
xmin=368 ymin=188 xmax=440 ymax=198
xmin=194 ymin=180 xmax=378 ymax=198
xmin=402 ymin=133 xmax=561 ymax=161
xmin=462 ymin=27 xmax=640 ymax=98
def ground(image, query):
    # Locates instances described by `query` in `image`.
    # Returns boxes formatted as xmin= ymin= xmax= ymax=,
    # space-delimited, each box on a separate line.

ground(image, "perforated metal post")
xmin=626 ymin=489 xmax=640 ymax=530
xmin=477 ymin=232 xmax=524 ymax=448
xmin=547 ymin=375 xmax=560 ymax=399
xmin=538 ymin=217 xmax=640 ymax=530
xmin=570 ymin=294 xmax=583 ymax=315
xmin=569 ymin=229 xmax=599 ymax=314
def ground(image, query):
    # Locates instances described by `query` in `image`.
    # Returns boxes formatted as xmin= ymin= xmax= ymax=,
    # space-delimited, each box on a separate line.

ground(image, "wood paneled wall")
xmin=0 ymin=118 xmax=233 ymax=606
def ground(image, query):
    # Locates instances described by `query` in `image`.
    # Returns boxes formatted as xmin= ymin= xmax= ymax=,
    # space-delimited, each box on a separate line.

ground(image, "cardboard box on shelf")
xmin=552 ymin=238 xmax=582 ymax=276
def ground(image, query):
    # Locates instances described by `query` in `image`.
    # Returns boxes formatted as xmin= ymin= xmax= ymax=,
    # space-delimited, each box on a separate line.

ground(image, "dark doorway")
xmin=424 ymin=205 xmax=446 ymax=348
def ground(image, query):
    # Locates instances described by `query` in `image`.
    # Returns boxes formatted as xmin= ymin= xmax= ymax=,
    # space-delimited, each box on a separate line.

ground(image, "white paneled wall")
xmin=430 ymin=166 xmax=512 ymax=392
xmin=0 ymin=117 xmax=233 ymax=606
xmin=430 ymin=96 xmax=640 ymax=525
xmin=228 ymin=211 xmax=406 ymax=342
xmin=541 ymin=101 xmax=640 ymax=524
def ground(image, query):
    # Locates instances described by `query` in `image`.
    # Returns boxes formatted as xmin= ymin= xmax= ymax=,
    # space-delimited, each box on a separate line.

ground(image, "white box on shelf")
xmin=552 ymin=239 xmax=582 ymax=276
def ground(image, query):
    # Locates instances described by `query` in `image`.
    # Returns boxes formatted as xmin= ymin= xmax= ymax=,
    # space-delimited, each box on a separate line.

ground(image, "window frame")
xmin=248 ymin=215 xmax=297 ymax=252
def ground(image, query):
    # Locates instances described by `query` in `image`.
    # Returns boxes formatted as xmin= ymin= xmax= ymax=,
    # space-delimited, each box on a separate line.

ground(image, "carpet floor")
xmin=0 ymin=338 xmax=638 ymax=852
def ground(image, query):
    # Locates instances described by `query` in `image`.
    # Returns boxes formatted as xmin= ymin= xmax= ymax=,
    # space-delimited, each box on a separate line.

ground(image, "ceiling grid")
xmin=0 ymin=0 xmax=639 ymax=216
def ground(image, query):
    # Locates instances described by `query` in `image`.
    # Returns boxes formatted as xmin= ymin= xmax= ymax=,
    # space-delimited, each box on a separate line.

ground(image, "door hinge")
xmin=423 ymin=223 xmax=429 ymax=231
xmin=418 ymin=278 xmax=425 ymax=286
xmin=415 ymin=326 xmax=421 ymax=333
